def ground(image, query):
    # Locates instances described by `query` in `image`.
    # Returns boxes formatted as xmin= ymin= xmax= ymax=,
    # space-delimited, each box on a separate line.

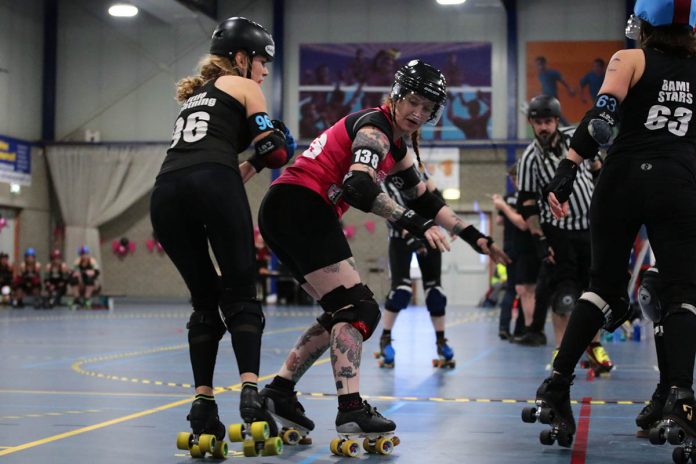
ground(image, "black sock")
xmin=195 ymin=393 xmax=215 ymax=401
xmin=553 ymin=299 xmax=604 ymax=376
xmin=381 ymin=329 xmax=391 ymax=338
xmin=435 ymin=330 xmax=445 ymax=343
xmin=654 ymin=324 xmax=670 ymax=389
xmin=338 ymin=392 xmax=363 ymax=411
xmin=241 ymin=381 xmax=257 ymax=391
xmin=269 ymin=375 xmax=295 ymax=393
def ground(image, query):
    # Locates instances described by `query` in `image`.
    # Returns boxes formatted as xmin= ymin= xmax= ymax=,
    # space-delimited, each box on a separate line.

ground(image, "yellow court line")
xmin=0 ymin=357 xmax=331 ymax=457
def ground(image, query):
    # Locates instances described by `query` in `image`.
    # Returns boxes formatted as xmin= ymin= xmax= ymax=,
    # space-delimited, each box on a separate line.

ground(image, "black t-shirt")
xmin=159 ymin=79 xmax=252 ymax=176
xmin=609 ymin=48 xmax=696 ymax=163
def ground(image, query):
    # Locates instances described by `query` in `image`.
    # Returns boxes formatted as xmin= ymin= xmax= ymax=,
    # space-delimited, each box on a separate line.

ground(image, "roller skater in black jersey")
xmin=155 ymin=16 xmax=295 ymax=459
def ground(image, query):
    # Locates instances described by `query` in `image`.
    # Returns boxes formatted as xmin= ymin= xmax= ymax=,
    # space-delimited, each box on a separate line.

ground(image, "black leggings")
xmin=151 ymin=164 xmax=257 ymax=308
xmin=388 ymin=237 xmax=441 ymax=289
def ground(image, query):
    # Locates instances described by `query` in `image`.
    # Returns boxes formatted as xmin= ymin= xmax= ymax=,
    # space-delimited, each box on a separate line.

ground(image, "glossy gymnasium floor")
xmin=0 ymin=299 xmax=680 ymax=463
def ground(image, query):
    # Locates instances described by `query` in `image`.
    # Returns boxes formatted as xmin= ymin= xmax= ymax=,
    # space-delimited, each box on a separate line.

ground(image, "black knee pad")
xmin=551 ymin=284 xmax=578 ymax=315
xmin=663 ymin=302 xmax=696 ymax=322
xmin=385 ymin=282 xmax=412 ymax=313
xmin=425 ymin=285 xmax=447 ymax=317
xmin=578 ymin=291 xmax=631 ymax=332
xmin=638 ymin=267 xmax=663 ymax=323
xmin=319 ymin=284 xmax=381 ymax=341
xmin=221 ymin=299 xmax=265 ymax=335
xmin=187 ymin=310 xmax=226 ymax=344
xmin=68 ymin=275 xmax=79 ymax=286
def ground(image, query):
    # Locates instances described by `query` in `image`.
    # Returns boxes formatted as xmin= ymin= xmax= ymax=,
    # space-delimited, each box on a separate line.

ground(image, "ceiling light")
xmin=108 ymin=4 xmax=138 ymax=17
xmin=437 ymin=0 xmax=466 ymax=5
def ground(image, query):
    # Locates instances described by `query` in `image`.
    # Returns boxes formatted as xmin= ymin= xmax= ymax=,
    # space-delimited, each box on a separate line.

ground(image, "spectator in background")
xmin=13 ymin=248 xmax=42 ymax=309
xmin=68 ymin=245 xmax=101 ymax=310
xmin=0 ymin=252 xmax=14 ymax=305
xmin=43 ymin=249 xmax=70 ymax=308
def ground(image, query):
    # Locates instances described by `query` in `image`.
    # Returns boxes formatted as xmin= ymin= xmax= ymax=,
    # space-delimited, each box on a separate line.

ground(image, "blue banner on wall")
xmin=0 ymin=135 xmax=31 ymax=186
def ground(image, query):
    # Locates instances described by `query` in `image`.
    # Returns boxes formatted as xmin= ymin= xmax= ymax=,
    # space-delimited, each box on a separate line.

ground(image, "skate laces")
xmin=363 ymin=401 xmax=383 ymax=418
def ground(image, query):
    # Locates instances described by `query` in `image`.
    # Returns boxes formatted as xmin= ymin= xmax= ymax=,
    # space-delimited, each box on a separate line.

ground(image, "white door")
xmin=0 ymin=207 xmax=18 ymax=263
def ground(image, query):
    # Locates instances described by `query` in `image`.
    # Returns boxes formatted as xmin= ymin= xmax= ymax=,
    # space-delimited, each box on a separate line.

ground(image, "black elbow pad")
xmin=406 ymin=190 xmax=446 ymax=219
xmin=342 ymin=171 xmax=382 ymax=212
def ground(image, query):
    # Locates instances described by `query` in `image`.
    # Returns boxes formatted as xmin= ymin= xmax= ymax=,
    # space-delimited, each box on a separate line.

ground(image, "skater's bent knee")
xmin=425 ymin=286 xmax=446 ymax=317
xmin=187 ymin=310 xmax=226 ymax=343
xmin=319 ymin=284 xmax=381 ymax=340
xmin=578 ymin=291 xmax=631 ymax=332
xmin=221 ymin=299 xmax=265 ymax=334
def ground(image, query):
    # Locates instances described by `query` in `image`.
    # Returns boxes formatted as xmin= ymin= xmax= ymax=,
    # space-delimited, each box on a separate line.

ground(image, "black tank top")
xmin=158 ymin=79 xmax=251 ymax=176
xmin=609 ymin=48 xmax=696 ymax=160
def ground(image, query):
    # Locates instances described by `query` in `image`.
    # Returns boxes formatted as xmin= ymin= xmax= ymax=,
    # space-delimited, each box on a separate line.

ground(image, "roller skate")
xmin=176 ymin=395 xmax=228 ymax=458
xmin=374 ymin=333 xmax=395 ymax=368
xmin=579 ymin=342 xmax=613 ymax=379
xmin=330 ymin=401 xmax=400 ymax=457
xmin=432 ymin=338 xmax=455 ymax=369
xmin=228 ymin=385 xmax=283 ymax=457
xmin=636 ymin=385 xmax=668 ymax=438
xmin=648 ymin=387 xmax=696 ymax=463
xmin=259 ymin=384 xmax=314 ymax=446
xmin=521 ymin=372 xmax=576 ymax=448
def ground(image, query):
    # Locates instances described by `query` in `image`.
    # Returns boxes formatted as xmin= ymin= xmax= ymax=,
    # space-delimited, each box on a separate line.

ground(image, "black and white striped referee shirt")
xmin=517 ymin=127 xmax=594 ymax=231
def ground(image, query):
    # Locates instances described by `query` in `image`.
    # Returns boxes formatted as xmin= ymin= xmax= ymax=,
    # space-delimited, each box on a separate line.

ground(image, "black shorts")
xmin=514 ymin=252 xmax=540 ymax=285
xmin=258 ymin=184 xmax=352 ymax=284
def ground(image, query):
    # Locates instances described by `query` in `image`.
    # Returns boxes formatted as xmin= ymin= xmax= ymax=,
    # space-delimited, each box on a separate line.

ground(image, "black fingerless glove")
xmin=542 ymin=158 xmax=578 ymax=203
xmin=458 ymin=225 xmax=493 ymax=254
xmin=533 ymin=235 xmax=551 ymax=261
xmin=392 ymin=209 xmax=435 ymax=239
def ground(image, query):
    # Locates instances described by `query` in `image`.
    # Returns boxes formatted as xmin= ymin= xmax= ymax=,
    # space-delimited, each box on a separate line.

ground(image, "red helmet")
xmin=50 ymin=249 xmax=62 ymax=260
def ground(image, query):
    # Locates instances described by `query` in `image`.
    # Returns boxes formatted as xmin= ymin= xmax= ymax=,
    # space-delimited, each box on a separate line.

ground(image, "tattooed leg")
xmin=278 ymin=322 xmax=330 ymax=383
xmin=331 ymin=322 xmax=362 ymax=395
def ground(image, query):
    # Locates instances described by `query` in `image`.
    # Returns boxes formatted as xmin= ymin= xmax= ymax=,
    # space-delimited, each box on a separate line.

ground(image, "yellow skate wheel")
xmin=189 ymin=444 xmax=205 ymax=458
xmin=242 ymin=439 xmax=258 ymax=457
xmin=341 ymin=439 xmax=360 ymax=457
xmin=375 ymin=437 xmax=394 ymax=455
xmin=283 ymin=428 xmax=301 ymax=445
xmin=250 ymin=421 xmax=270 ymax=441
xmin=262 ymin=436 xmax=283 ymax=456
xmin=228 ymin=423 xmax=244 ymax=442
xmin=198 ymin=434 xmax=216 ymax=453
xmin=362 ymin=438 xmax=376 ymax=453
xmin=211 ymin=440 xmax=228 ymax=458
xmin=330 ymin=438 xmax=343 ymax=456
xmin=176 ymin=432 xmax=192 ymax=450
xmin=392 ymin=435 xmax=401 ymax=446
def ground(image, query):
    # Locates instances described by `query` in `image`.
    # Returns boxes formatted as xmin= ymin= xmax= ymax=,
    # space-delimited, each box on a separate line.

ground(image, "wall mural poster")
xmin=526 ymin=41 xmax=623 ymax=126
xmin=298 ymin=42 xmax=492 ymax=142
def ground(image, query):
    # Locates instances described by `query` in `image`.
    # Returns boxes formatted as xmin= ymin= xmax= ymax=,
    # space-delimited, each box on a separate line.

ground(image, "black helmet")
xmin=527 ymin=95 xmax=561 ymax=119
xmin=210 ymin=17 xmax=275 ymax=63
xmin=391 ymin=59 xmax=447 ymax=124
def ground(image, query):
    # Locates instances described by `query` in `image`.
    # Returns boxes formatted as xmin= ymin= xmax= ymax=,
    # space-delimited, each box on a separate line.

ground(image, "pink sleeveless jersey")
xmin=275 ymin=106 xmax=405 ymax=218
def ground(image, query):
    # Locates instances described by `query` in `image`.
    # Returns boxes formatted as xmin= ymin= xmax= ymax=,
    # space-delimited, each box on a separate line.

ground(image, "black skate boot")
xmin=649 ymin=387 xmax=696 ymax=463
xmin=260 ymin=385 xmax=314 ymax=445
xmin=521 ymin=372 xmax=576 ymax=448
xmin=374 ymin=333 xmax=395 ymax=368
xmin=331 ymin=401 xmax=400 ymax=457
xmin=636 ymin=384 xmax=668 ymax=438
xmin=175 ymin=396 xmax=228 ymax=458
xmin=228 ymin=385 xmax=283 ymax=457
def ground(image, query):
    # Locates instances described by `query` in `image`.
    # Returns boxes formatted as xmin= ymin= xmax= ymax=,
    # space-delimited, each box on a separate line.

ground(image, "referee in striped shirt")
xmin=516 ymin=95 xmax=611 ymax=371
